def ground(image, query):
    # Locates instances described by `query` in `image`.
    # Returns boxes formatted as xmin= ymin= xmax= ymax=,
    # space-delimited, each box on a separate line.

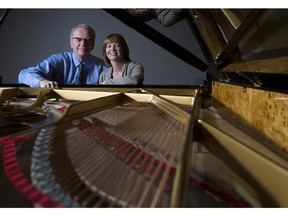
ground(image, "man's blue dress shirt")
xmin=18 ymin=52 xmax=108 ymax=87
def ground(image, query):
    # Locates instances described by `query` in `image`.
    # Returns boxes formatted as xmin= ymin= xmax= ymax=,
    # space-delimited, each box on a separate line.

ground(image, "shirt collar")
xmin=72 ymin=52 xmax=91 ymax=67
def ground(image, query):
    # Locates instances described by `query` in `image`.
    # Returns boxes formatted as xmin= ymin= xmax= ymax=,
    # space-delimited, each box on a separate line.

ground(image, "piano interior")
xmin=1 ymin=9 xmax=288 ymax=207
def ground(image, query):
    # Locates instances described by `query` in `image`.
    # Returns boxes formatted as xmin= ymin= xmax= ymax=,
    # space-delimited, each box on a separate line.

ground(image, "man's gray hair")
xmin=70 ymin=24 xmax=96 ymax=42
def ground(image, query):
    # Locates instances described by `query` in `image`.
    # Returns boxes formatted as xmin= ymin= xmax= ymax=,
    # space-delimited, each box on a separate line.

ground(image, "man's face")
xmin=70 ymin=27 xmax=94 ymax=61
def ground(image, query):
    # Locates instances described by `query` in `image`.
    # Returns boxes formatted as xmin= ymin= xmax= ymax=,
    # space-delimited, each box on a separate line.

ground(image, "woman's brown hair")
xmin=103 ymin=33 xmax=131 ymax=66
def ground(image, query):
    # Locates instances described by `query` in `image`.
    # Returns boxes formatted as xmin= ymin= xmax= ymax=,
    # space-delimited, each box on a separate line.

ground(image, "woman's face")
xmin=105 ymin=42 xmax=124 ymax=62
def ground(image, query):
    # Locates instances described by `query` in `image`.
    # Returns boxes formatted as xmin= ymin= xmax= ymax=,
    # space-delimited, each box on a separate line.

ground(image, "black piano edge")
xmin=0 ymin=84 xmax=204 ymax=89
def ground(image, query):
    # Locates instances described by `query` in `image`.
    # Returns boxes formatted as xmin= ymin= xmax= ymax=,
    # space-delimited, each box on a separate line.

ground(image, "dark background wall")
xmin=0 ymin=9 xmax=207 ymax=85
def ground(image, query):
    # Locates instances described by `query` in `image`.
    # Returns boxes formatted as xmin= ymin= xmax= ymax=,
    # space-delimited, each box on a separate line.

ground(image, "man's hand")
xmin=39 ymin=79 xmax=59 ymax=88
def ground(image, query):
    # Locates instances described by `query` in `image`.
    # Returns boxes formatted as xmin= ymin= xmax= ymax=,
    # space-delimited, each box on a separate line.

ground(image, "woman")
xmin=100 ymin=33 xmax=144 ymax=85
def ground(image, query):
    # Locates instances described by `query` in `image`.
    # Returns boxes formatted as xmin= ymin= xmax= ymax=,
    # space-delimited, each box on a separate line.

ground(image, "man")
xmin=18 ymin=24 xmax=107 ymax=88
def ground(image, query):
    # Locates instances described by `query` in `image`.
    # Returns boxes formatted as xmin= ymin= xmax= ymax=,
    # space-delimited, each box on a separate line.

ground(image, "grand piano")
xmin=1 ymin=9 xmax=288 ymax=207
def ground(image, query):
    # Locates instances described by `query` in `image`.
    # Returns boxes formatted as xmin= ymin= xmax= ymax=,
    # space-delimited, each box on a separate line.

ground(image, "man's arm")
xmin=18 ymin=55 xmax=59 ymax=88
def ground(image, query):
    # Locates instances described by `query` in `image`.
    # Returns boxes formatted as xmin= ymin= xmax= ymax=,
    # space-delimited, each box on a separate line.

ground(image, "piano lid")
xmin=187 ymin=9 xmax=288 ymax=92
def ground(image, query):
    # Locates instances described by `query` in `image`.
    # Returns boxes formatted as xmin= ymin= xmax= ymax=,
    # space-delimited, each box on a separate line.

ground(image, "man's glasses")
xmin=72 ymin=37 xmax=93 ymax=43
